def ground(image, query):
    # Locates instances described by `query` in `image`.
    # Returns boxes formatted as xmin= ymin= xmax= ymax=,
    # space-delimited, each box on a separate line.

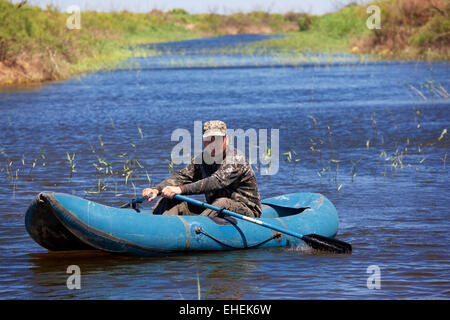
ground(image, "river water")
xmin=0 ymin=35 xmax=449 ymax=299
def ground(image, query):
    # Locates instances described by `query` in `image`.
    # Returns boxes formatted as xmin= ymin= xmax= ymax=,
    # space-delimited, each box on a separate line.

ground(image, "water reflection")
xmin=24 ymin=249 xmax=274 ymax=299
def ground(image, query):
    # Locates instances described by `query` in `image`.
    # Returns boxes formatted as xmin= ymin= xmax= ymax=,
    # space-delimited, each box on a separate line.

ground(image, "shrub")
xmin=170 ymin=8 xmax=189 ymax=15
xmin=297 ymin=16 xmax=312 ymax=31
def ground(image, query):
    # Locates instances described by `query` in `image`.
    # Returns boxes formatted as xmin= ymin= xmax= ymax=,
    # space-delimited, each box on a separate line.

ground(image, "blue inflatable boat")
xmin=25 ymin=192 xmax=340 ymax=256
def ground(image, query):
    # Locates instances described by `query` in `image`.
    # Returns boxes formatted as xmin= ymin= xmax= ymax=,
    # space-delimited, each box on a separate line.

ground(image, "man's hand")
xmin=161 ymin=186 xmax=182 ymax=199
xmin=142 ymin=188 xmax=159 ymax=202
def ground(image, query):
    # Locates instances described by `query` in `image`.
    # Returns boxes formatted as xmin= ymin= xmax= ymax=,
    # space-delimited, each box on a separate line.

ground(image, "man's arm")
xmin=142 ymin=160 xmax=197 ymax=202
xmin=154 ymin=161 xmax=197 ymax=193
xmin=179 ymin=163 xmax=243 ymax=195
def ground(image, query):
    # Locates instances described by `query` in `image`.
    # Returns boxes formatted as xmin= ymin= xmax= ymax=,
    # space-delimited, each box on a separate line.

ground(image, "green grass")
xmin=246 ymin=5 xmax=370 ymax=53
xmin=251 ymin=30 xmax=352 ymax=53
xmin=0 ymin=1 xmax=204 ymax=84
xmin=245 ymin=1 xmax=449 ymax=60
xmin=0 ymin=1 xmax=301 ymax=85
xmin=0 ymin=0 xmax=448 ymax=86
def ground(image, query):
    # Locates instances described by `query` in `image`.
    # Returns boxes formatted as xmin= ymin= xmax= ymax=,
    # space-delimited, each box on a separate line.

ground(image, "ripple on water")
xmin=0 ymin=35 xmax=449 ymax=299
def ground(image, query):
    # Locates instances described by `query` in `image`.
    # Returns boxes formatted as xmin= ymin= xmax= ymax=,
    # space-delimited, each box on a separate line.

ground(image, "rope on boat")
xmin=195 ymin=227 xmax=282 ymax=249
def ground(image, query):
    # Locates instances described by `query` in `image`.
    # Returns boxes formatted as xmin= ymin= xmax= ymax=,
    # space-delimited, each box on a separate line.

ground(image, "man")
xmin=142 ymin=120 xmax=262 ymax=217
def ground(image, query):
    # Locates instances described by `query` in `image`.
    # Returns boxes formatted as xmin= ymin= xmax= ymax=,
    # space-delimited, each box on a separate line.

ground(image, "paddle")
xmin=120 ymin=197 xmax=144 ymax=209
xmin=123 ymin=194 xmax=352 ymax=254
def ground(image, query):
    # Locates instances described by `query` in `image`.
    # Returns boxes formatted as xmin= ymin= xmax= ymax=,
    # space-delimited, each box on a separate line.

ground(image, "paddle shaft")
xmin=129 ymin=194 xmax=351 ymax=253
xmin=174 ymin=194 xmax=315 ymax=241
xmin=132 ymin=195 xmax=311 ymax=241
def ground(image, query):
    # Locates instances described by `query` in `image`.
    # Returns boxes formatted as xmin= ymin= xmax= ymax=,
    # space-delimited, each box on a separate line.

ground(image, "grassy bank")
xmin=247 ymin=5 xmax=369 ymax=53
xmin=357 ymin=0 xmax=449 ymax=60
xmin=0 ymin=0 xmax=448 ymax=86
xmin=253 ymin=0 xmax=449 ymax=60
xmin=0 ymin=1 xmax=298 ymax=86
xmin=0 ymin=1 xmax=206 ymax=85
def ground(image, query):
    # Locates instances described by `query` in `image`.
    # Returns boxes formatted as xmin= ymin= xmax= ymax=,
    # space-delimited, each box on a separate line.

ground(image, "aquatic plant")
xmin=167 ymin=159 xmax=175 ymax=174
xmin=137 ymin=126 xmax=144 ymax=139
xmin=441 ymin=152 xmax=447 ymax=169
xmin=195 ymin=272 xmax=213 ymax=300
xmin=438 ymin=128 xmax=447 ymax=141
xmin=66 ymin=152 xmax=76 ymax=181
xmin=29 ymin=152 xmax=46 ymax=174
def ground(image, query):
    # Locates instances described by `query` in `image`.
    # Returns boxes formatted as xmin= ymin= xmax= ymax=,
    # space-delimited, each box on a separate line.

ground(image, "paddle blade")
xmin=302 ymin=234 xmax=352 ymax=254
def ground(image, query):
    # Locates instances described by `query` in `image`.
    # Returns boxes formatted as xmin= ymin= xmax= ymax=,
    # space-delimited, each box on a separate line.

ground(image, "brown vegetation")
xmin=352 ymin=0 xmax=449 ymax=59
xmin=190 ymin=11 xmax=299 ymax=36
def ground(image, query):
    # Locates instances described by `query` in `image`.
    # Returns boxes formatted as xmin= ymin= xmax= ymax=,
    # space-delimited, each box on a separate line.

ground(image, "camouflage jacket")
xmin=155 ymin=145 xmax=262 ymax=217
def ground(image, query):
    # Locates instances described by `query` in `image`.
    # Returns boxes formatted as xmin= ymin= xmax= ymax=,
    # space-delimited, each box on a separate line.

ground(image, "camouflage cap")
xmin=203 ymin=120 xmax=227 ymax=139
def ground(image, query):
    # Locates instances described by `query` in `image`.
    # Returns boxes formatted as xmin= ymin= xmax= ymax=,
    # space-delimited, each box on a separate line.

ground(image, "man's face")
xmin=203 ymin=135 xmax=227 ymax=157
